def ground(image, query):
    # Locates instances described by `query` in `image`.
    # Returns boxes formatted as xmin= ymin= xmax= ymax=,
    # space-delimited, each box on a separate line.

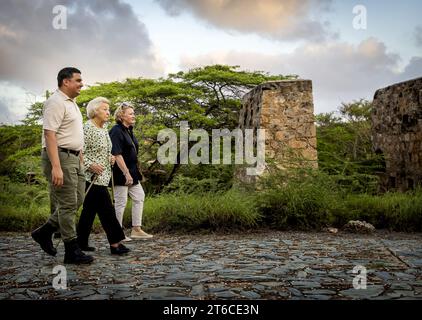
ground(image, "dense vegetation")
xmin=0 ymin=65 xmax=420 ymax=232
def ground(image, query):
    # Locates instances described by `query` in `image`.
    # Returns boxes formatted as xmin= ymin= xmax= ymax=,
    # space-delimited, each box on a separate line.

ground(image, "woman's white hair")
xmin=86 ymin=97 xmax=110 ymax=119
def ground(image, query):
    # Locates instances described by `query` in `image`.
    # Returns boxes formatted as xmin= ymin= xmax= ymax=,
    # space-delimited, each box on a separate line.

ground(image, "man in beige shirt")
xmin=32 ymin=67 xmax=93 ymax=264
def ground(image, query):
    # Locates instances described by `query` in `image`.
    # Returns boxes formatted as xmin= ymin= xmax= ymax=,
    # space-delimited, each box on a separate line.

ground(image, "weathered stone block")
xmin=237 ymin=80 xmax=318 ymax=183
xmin=371 ymin=77 xmax=422 ymax=191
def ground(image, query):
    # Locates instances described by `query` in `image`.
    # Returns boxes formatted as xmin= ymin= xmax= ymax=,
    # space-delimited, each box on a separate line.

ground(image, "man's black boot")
xmin=64 ymin=239 xmax=94 ymax=264
xmin=31 ymin=223 xmax=57 ymax=256
xmin=77 ymin=238 xmax=96 ymax=252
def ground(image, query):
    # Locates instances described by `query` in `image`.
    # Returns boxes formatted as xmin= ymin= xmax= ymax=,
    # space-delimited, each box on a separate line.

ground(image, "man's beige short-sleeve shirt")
xmin=42 ymin=89 xmax=84 ymax=151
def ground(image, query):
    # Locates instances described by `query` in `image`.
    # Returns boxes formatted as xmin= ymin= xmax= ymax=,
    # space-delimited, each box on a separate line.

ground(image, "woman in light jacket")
xmin=76 ymin=97 xmax=130 ymax=255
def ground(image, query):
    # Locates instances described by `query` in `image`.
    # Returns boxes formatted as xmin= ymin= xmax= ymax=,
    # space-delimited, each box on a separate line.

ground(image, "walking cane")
xmin=110 ymin=164 xmax=115 ymax=206
xmin=85 ymin=174 xmax=98 ymax=196
xmin=54 ymin=174 xmax=98 ymax=250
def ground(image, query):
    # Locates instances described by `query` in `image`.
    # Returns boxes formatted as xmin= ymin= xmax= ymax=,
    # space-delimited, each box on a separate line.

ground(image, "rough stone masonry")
xmin=371 ymin=77 xmax=422 ymax=192
xmin=237 ymin=80 xmax=318 ymax=183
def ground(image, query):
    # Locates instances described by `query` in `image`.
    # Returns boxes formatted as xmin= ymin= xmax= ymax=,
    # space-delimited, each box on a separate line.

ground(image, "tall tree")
xmin=316 ymin=99 xmax=382 ymax=193
xmin=77 ymin=65 xmax=293 ymax=190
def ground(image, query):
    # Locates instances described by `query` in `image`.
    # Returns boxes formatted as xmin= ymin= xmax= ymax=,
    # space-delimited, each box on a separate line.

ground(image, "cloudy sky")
xmin=0 ymin=0 xmax=421 ymax=124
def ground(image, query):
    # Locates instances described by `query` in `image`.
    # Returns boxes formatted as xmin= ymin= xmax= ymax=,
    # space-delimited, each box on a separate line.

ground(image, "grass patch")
xmin=0 ymin=176 xmax=50 ymax=231
xmin=342 ymin=190 xmax=422 ymax=231
xmin=255 ymin=168 xmax=345 ymax=230
xmin=254 ymin=168 xmax=422 ymax=232
xmin=142 ymin=189 xmax=260 ymax=232
xmin=0 ymin=174 xmax=421 ymax=233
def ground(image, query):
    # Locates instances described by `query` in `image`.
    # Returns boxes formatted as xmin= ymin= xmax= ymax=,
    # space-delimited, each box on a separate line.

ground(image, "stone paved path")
xmin=1 ymin=231 xmax=422 ymax=300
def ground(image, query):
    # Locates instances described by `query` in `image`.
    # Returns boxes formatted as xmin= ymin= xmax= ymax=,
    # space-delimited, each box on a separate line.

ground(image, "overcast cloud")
xmin=180 ymin=37 xmax=422 ymax=113
xmin=0 ymin=0 xmax=420 ymax=123
xmin=0 ymin=0 xmax=164 ymax=93
xmin=156 ymin=0 xmax=334 ymax=42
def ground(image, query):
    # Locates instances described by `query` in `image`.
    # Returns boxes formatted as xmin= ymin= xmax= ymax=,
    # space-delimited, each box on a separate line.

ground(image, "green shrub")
xmin=254 ymin=167 xmax=422 ymax=231
xmin=0 ymin=125 xmax=43 ymax=182
xmin=162 ymin=175 xmax=226 ymax=194
xmin=0 ymin=205 xmax=49 ymax=231
xmin=342 ymin=189 xmax=422 ymax=231
xmin=0 ymin=174 xmax=421 ymax=233
xmin=142 ymin=189 xmax=260 ymax=232
xmin=255 ymin=169 xmax=345 ymax=230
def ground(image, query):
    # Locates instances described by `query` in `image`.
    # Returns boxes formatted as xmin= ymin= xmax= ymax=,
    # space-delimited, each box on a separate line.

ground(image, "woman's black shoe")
xmin=110 ymin=243 xmax=130 ymax=255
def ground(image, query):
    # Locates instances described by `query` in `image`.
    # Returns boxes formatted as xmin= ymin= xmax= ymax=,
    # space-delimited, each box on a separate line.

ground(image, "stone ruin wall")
xmin=237 ymin=80 xmax=318 ymax=183
xmin=371 ymin=77 xmax=422 ymax=191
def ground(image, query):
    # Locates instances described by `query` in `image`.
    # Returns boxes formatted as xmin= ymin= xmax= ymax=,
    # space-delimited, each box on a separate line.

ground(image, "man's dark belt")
xmin=58 ymin=147 xmax=80 ymax=156
xmin=43 ymin=147 xmax=80 ymax=156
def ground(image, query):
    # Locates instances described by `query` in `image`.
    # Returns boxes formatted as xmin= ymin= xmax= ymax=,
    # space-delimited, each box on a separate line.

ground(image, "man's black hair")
xmin=57 ymin=67 xmax=81 ymax=87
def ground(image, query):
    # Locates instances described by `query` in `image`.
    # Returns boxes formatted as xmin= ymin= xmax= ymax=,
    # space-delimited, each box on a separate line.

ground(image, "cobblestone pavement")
xmin=1 ymin=231 xmax=422 ymax=300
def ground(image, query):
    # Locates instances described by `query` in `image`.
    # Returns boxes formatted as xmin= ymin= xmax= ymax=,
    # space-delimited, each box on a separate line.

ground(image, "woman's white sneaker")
xmin=130 ymin=229 xmax=153 ymax=240
xmin=123 ymin=236 xmax=133 ymax=242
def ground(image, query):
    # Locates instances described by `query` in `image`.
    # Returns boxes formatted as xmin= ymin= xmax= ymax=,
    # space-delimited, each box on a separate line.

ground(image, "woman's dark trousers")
xmin=77 ymin=182 xmax=125 ymax=246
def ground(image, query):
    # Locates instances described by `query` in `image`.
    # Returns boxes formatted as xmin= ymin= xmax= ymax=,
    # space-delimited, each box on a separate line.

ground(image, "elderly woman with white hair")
xmin=76 ymin=97 xmax=130 ymax=255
